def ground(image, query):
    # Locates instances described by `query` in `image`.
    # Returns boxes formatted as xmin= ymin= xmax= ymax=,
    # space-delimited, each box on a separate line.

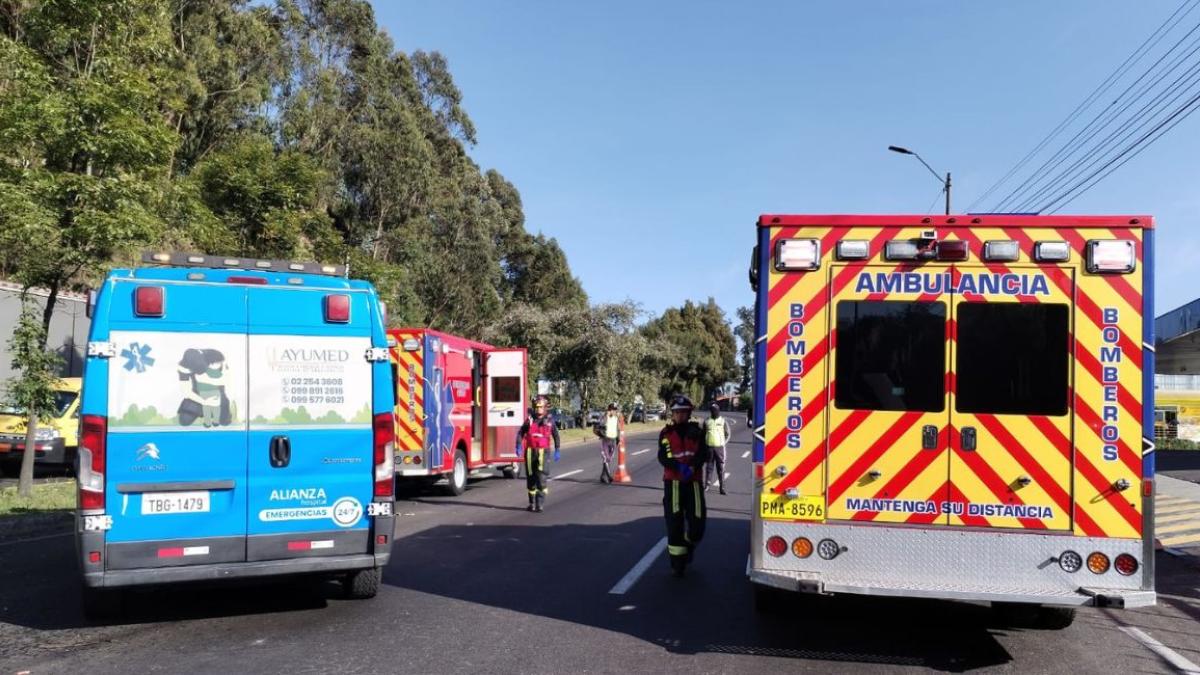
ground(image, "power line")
xmin=1042 ymin=88 xmax=1200 ymax=213
xmin=966 ymin=0 xmax=1199 ymax=213
xmin=1011 ymin=44 xmax=1200 ymax=213
xmin=925 ymin=186 xmax=946 ymax=215
xmin=993 ymin=7 xmax=1200 ymax=211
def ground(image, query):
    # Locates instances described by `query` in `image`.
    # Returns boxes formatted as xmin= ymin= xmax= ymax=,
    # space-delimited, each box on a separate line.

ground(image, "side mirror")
xmin=748 ymin=244 xmax=759 ymax=292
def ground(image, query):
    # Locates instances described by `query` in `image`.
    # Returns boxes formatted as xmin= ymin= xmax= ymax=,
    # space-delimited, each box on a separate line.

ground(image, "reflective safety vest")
xmin=527 ymin=417 xmax=554 ymax=449
xmin=605 ymin=416 xmax=619 ymax=439
xmin=660 ymin=422 xmax=704 ymax=482
xmin=705 ymin=417 xmax=727 ymax=447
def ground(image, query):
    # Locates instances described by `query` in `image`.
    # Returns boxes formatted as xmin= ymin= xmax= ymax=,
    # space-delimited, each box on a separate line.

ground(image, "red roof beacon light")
xmin=325 ymin=294 xmax=351 ymax=323
xmin=935 ymin=240 xmax=970 ymax=261
xmin=134 ymin=286 xmax=164 ymax=317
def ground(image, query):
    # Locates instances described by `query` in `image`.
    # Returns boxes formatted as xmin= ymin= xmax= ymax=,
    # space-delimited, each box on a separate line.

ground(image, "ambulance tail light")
xmin=792 ymin=537 xmax=813 ymax=558
xmin=1114 ymin=554 xmax=1139 ymax=576
xmin=884 ymin=240 xmax=921 ymax=261
xmin=983 ymin=240 xmax=1021 ymax=262
xmin=78 ymin=415 xmax=107 ymax=513
xmin=836 ymin=240 xmax=870 ymax=260
xmin=1086 ymin=240 xmax=1136 ymax=274
xmin=935 ymin=240 xmax=969 ymax=261
xmin=373 ymin=412 xmax=395 ymax=498
xmin=774 ymin=239 xmax=821 ymax=271
xmin=1087 ymin=552 xmax=1111 ymax=574
xmin=1034 ymin=241 xmax=1071 ymax=262
xmin=325 ymin=294 xmax=351 ymax=323
xmin=766 ymin=536 xmax=787 ymax=557
xmin=133 ymin=286 xmax=164 ymax=317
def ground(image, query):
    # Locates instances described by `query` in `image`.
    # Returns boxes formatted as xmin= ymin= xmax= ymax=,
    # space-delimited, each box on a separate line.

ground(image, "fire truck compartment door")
xmin=825 ymin=265 xmax=952 ymax=526
xmin=947 ymin=266 xmax=1074 ymax=531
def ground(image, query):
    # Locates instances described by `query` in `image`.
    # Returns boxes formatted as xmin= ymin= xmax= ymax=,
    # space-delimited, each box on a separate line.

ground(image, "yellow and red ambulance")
xmin=749 ymin=214 xmax=1154 ymax=627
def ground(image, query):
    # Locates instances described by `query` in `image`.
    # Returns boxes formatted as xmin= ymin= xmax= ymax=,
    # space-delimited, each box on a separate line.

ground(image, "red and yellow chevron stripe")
xmin=389 ymin=331 xmax=426 ymax=453
xmin=761 ymin=219 xmax=1145 ymax=540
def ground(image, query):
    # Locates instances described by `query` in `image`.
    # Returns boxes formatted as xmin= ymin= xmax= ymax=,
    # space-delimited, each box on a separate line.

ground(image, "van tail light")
xmin=373 ymin=412 xmax=395 ymax=497
xmin=134 ymin=286 xmax=164 ymax=317
xmin=325 ymin=294 xmax=351 ymax=323
xmin=78 ymin=415 xmax=107 ymax=512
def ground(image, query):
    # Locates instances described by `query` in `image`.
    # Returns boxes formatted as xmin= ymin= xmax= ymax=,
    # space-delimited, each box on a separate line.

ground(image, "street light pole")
xmin=888 ymin=145 xmax=951 ymax=215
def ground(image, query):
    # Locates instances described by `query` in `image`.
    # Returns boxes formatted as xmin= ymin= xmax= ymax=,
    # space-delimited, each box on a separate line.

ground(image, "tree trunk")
xmin=40 ymin=279 xmax=60 ymax=338
xmin=18 ymin=410 xmax=38 ymax=498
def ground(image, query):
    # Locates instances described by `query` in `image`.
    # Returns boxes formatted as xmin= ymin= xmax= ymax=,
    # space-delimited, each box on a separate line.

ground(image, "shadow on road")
xmin=382 ymin=516 xmax=1017 ymax=672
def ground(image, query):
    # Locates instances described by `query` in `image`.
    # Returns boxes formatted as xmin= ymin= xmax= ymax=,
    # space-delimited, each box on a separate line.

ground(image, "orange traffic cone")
xmin=613 ymin=434 xmax=633 ymax=483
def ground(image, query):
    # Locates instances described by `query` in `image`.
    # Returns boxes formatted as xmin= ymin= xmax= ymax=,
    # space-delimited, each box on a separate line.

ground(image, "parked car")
xmin=550 ymin=407 xmax=576 ymax=430
xmin=630 ymin=404 xmax=645 ymax=423
xmin=584 ymin=409 xmax=603 ymax=426
xmin=645 ymin=404 xmax=665 ymax=422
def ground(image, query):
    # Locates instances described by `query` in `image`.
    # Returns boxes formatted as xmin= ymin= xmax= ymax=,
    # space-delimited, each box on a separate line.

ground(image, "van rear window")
xmin=491 ymin=376 xmax=522 ymax=403
xmin=834 ymin=301 xmax=946 ymax=412
xmin=955 ymin=303 xmax=1069 ymax=416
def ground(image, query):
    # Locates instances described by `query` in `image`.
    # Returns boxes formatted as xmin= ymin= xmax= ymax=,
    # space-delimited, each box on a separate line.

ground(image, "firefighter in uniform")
xmin=704 ymin=403 xmax=731 ymax=495
xmin=516 ymin=395 xmax=560 ymax=512
xmin=657 ymin=395 xmax=710 ymax=577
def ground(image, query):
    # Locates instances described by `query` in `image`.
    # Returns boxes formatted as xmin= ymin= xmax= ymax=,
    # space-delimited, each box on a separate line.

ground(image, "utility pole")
xmin=888 ymin=145 xmax=952 ymax=214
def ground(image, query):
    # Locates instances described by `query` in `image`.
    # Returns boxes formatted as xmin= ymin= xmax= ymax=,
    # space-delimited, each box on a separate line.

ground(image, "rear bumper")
xmin=83 ymin=551 xmax=390 ymax=589
xmin=0 ymin=438 xmax=71 ymax=465
xmin=748 ymin=567 xmax=1156 ymax=608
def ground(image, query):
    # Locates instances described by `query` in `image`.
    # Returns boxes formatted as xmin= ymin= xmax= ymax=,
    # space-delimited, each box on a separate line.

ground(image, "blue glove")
xmin=553 ymin=448 xmax=561 ymax=462
xmin=515 ymin=442 xmax=523 ymax=457
xmin=680 ymin=465 xmax=693 ymax=481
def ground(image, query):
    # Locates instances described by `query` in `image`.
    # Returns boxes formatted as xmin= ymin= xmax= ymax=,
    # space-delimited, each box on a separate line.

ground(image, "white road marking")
xmin=609 ymin=536 xmax=667 ymax=595
xmin=1120 ymin=626 xmax=1200 ymax=674
xmin=741 ymin=450 xmax=750 ymax=459
xmin=724 ymin=472 xmax=731 ymax=479
xmin=0 ymin=531 xmax=72 ymax=547
xmin=632 ymin=448 xmax=652 ymax=456
xmin=549 ymin=469 xmax=583 ymax=481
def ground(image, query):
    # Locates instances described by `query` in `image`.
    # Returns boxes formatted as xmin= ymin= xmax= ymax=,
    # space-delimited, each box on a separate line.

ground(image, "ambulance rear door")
xmin=825 ymin=266 xmax=953 ymax=525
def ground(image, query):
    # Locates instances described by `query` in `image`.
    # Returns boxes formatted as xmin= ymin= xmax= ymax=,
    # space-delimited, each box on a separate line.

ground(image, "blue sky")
xmin=380 ymin=1 xmax=1200 ymax=323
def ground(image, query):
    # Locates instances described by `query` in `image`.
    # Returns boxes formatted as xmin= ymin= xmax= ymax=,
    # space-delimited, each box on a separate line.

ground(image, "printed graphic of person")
xmin=178 ymin=348 xmax=231 ymax=427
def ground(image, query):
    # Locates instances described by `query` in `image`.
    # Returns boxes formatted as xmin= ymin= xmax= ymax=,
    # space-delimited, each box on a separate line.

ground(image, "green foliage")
xmin=1160 ymin=438 xmax=1198 ymax=450
xmin=112 ymin=404 xmax=174 ymax=427
xmin=4 ymin=302 xmax=61 ymax=422
xmin=642 ymin=299 xmax=739 ymax=403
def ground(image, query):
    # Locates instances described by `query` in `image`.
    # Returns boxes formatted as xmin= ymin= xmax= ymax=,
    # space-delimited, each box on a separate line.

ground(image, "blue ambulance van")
xmin=76 ymin=253 xmax=395 ymax=616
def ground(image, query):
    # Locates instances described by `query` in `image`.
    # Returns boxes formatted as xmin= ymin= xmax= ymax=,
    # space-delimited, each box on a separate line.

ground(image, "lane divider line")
xmin=1119 ymin=626 xmax=1200 ymax=674
xmin=608 ymin=536 xmax=667 ymax=595
xmin=548 ymin=469 xmax=583 ymax=481
xmin=741 ymin=451 xmax=750 ymax=459
xmin=632 ymin=448 xmax=652 ymax=456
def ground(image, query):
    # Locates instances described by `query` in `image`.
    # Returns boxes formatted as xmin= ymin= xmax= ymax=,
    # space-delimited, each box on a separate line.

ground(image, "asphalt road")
xmin=3 ymin=414 xmax=1200 ymax=674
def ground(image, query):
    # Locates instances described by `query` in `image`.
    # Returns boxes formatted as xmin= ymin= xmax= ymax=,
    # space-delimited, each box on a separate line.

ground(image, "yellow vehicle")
xmin=0 ymin=377 xmax=82 ymax=471
xmin=749 ymin=214 xmax=1154 ymax=628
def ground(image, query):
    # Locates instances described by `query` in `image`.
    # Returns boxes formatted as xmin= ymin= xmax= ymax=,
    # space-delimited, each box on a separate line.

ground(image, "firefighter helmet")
xmin=669 ymin=395 xmax=694 ymax=411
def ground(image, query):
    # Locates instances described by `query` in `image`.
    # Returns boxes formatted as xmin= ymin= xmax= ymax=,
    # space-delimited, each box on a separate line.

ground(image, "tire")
xmin=445 ymin=450 xmax=467 ymax=496
xmin=502 ymin=464 xmax=518 ymax=479
xmin=82 ymin=586 xmax=123 ymax=620
xmin=1036 ymin=606 xmax=1077 ymax=630
xmin=753 ymin=583 xmax=786 ymax=614
xmin=343 ymin=567 xmax=381 ymax=600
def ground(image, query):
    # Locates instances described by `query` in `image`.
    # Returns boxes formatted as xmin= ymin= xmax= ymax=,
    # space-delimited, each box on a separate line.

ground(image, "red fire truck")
xmin=387 ymin=329 xmax=527 ymax=495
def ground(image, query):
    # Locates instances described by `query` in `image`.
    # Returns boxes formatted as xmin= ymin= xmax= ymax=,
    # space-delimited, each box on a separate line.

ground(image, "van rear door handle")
xmin=961 ymin=427 xmax=977 ymax=452
xmin=270 ymin=435 xmax=291 ymax=468
xmin=921 ymin=425 xmax=939 ymax=450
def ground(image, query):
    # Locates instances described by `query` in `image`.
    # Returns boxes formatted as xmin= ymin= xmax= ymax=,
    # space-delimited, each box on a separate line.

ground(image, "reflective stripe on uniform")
xmin=667 ymin=544 xmax=689 ymax=556
xmin=694 ymin=482 xmax=701 ymax=508
xmin=672 ymin=480 xmax=679 ymax=513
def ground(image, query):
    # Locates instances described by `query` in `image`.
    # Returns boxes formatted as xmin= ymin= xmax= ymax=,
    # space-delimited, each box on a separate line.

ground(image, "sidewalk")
xmin=1154 ymin=474 xmax=1200 ymax=564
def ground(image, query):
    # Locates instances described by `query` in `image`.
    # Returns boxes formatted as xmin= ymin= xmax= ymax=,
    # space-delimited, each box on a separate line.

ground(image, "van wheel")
xmin=343 ymin=567 xmax=381 ymax=599
xmin=446 ymin=450 xmax=467 ymax=496
xmin=502 ymin=464 xmax=518 ymax=479
xmin=82 ymin=586 xmax=123 ymax=620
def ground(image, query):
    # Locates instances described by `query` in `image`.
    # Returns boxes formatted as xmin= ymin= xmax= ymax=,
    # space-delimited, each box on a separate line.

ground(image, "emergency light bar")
xmin=141 ymin=252 xmax=346 ymax=277
xmin=1086 ymin=239 xmax=1136 ymax=274
xmin=775 ymin=239 xmax=821 ymax=271
xmin=836 ymin=240 xmax=870 ymax=260
xmin=1034 ymin=241 xmax=1071 ymax=262
xmin=983 ymin=240 xmax=1020 ymax=262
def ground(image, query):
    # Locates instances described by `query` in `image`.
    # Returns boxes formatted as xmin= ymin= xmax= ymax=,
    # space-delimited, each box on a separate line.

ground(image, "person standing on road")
xmin=516 ymin=395 xmax=560 ymax=512
xmin=704 ymin=404 xmax=731 ymax=495
xmin=657 ymin=395 xmax=710 ymax=578
xmin=593 ymin=402 xmax=625 ymax=483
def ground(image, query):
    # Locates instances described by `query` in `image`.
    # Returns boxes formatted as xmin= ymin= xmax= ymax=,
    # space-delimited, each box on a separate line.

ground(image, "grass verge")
xmin=0 ymin=480 xmax=76 ymax=517
xmin=558 ymin=421 xmax=665 ymax=446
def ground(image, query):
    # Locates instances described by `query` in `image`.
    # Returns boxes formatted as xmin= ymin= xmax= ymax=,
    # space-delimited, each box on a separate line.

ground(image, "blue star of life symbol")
xmin=121 ymin=342 xmax=155 ymax=373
